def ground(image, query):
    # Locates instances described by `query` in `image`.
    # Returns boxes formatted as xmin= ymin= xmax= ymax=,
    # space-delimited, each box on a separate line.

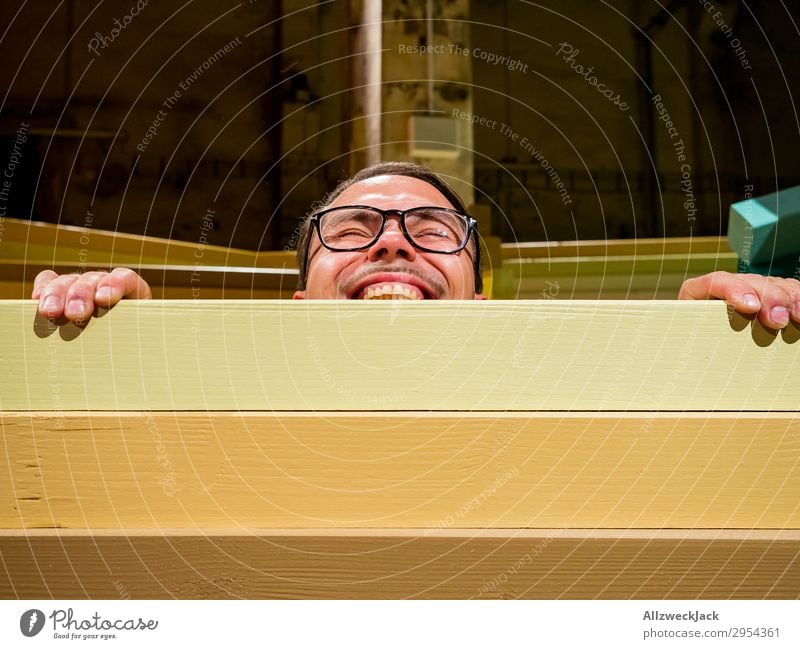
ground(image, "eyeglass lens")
xmin=319 ymin=207 xmax=468 ymax=251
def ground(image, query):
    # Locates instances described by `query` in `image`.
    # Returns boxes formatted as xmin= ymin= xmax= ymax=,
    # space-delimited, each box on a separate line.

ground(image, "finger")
xmin=758 ymin=290 xmax=791 ymax=329
xmin=64 ymin=275 xmax=107 ymax=322
xmin=787 ymin=279 xmax=800 ymax=324
xmin=94 ymin=268 xmax=152 ymax=306
xmin=37 ymin=274 xmax=81 ymax=319
xmin=762 ymin=277 xmax=800 ymax=327
xmin=31 ymin=270 xmax=60 ymax=299
xmin=678 ymin=271 xmax=761 ymax=313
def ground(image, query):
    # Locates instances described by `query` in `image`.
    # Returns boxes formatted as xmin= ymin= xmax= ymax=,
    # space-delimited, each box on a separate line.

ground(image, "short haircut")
xmin=295 ymin=161 xmax=483 ymax=294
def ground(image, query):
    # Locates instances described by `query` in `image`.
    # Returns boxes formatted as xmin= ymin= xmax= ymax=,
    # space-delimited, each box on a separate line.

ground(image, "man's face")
xmin=294 ymin=174 xmax=486 ymax=300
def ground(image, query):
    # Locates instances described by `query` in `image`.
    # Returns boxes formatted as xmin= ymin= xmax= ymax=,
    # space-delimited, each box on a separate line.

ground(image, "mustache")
xmin=341 ymin=263 xmax=446 ymax=298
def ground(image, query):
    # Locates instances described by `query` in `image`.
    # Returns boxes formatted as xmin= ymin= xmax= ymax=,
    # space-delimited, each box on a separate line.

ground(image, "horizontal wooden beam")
xmin=492 ymin=271 xmax=740 ymax=301
xmin=501 ymin=236 xmax=730 ymax=259
xmin=493 ymin=237 xmax=737 ymax=299
xmin=0 ymin=261 xmax=297 ymax=299
xmin=500 ymin=253 xmax=738 ymax=276
xmin=2 ymin=300 xmax=798 ymax=411
xmin=2 ymin=528 xmax=797 ymax=599
xmin=492 ymin=253 xmax=738 ymax=300
xmin=3 ymin=412 xmax=798 ymax=529
xmin=0 ymin=216 xmax=295 ymax=268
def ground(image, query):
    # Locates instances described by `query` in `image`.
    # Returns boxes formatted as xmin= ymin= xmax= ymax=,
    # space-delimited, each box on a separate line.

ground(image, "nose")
xmin=366 ymin=215 xmax=417 ymax=262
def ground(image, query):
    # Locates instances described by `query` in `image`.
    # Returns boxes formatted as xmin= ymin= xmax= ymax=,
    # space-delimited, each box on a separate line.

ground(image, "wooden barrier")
xmin=1 ymin=301 xmax=798 ymax=599
xmin=0 ymin=217 xmax=298 ymax=299
xmin=0 ymin=217 xmax=738 ymax=300
xmin=0 ymin=261 xmax=298 ymax=300
xmin=495 ymin=236 xmax=738 ymax=299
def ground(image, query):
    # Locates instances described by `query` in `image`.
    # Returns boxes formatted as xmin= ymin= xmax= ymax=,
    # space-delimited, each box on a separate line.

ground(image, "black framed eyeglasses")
xmin=308 ymin=205 xmax=478 ymax=255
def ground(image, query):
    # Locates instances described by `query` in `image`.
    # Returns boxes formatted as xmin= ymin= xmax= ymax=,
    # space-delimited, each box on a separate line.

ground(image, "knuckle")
xmin=82 ymin=271 xmax=108 ymax=282
xmin=66 ymin=281 xmax=93 ymax=299
xmin=34 ymin=270 xmax=56 ymax=284
xmin=39 ymin=287 xmax=60 ymax=301
xmin=111 ymin=267 xmax=136 ymax=282
xmin=56 ymin=273 xmax=81 ymax=286
xmin=765 ymin=286 xmax=792 ymax=306
xmin=709 ymin=271 xmax=740 ymax=291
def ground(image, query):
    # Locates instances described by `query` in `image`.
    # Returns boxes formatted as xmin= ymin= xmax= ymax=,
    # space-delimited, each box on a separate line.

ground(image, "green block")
xmin=739 ymin=253 xmax=800 ymax=279
xmin=728 ymin=184 xmax=800 ymax=265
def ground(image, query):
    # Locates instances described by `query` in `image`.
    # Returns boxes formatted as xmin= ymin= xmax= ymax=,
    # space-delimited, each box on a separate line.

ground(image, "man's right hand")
xmin=33 ymin=268 xmax=152 ymax=323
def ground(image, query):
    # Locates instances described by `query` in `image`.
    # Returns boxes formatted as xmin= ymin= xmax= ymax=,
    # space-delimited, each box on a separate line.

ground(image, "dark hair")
xmin=295 ymin=161 xmax=483 ymax=294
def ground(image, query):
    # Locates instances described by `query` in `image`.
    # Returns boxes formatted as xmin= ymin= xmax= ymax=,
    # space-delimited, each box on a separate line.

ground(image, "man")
xmin=33 ymin=161 xmax=800 ymax=327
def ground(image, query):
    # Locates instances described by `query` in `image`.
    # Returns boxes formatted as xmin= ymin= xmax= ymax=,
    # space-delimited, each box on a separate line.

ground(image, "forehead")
xmin=330 ymin=174 xmax=456 ymax=210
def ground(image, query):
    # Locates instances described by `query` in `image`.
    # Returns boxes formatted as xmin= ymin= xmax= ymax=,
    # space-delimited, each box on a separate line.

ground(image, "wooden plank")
xmin=1 ymin=528 xmax=797 ymax=599
xmin=0 ymin=217 xmax=295 ymax=268
xmin=492 ymin=265 xmax=739 ymax=300
xmin=501 ymin=253 xmax=738 ymax=276
xmin=0 ymin=261 xmax=297 ymax=299
xmin=492 ymin=244 xmax=738 ymax=299
xmin=3 ymin=412 xmax=798 ymax=529
xmin=501 ymin=236 xmax=730 ymax=259
xmin=2 ymin=300 xmax=798 ymax=411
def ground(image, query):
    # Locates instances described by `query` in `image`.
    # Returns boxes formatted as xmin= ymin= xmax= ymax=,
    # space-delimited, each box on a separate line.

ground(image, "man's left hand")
xmin=679 ymin=271 xmax=800 ymax=328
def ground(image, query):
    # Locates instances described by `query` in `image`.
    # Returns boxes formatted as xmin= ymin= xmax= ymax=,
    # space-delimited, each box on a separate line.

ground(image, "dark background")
xmin=0 ymin=0 xmax=797 ymax=252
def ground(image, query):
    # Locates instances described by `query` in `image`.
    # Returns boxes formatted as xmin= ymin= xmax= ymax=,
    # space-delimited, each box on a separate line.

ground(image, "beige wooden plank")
xmin=502 ymin=236 xmax=730 ymax=259
xmin=2 ymin=300 xmax=798 ymax=411
xmin=0 ymin=217 xmax=273 ymax=267
xmin=1 ymin=528 xmax=797 ymax=599
xmin=0 ymin=217 xmax=297 ymax=268
xmin=491 ymin=254 xmax=739 ymax=300
xmin=502 ymin=253 xmax=738 ymax=277
xmin=0 ymin=261 xmax=297 ymax=299
xmin=3 ymin=412 xmax=798 ymax=529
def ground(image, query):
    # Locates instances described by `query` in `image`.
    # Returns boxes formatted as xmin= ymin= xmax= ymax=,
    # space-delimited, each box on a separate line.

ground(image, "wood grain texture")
xmin=0 ymin=216 xmax=295 ymax=267
xmin=492 ymin=254 xmax=739 ymax=300
xmin=0 ymin=261 xmax=297 ymax=299
xmin=2 ymin=300 xmax=798 ymax=411
xmin=1 ymin=528 xmax=797 ymax=599
xmin=3 ymin=412 xmax=799 ymax=529
xmin=493 ymin=237 xmax=737 ymax=299
xmin=501 ymin=236 xmax=730 ymax=259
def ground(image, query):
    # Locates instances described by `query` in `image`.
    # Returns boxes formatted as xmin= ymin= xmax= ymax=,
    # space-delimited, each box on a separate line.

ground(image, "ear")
xmin=293 ymin=290 xmax=306 ymax=299
xmin=473 ymin=293 xmax=488 ymax=300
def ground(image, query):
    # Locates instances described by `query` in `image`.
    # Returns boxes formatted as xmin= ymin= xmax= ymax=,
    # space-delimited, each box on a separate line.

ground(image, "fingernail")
xmin=770 ymin=306 xmax=790 ymax=326
xmin=743 ymin=294 xmax=760 ymax=309
xmin=68 ymin=298 xmax=87 ymax=316
xmin=42 ymin=296 xmax=59 ymax=314
xmin=95 ymin=286 xmax=111 ymax=301
xmin=795 ymin=301 xmax=800 ymax=318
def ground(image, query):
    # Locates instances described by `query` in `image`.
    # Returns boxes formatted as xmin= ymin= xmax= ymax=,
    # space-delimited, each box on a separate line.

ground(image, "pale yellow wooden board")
xmin=2 ymin=300 xmax=798 ymax=411
xmin=0 ymin=216 xmax=295 ymax=268
xmin=3 ymin=412 xmax=798 ymax=529
xmin=2 ymin=528 xmax=797 ymax=599
xmin=0 ymin=261 xmax=297 ymax=299
xmin=501 ymin=236 xmax=730 ymax=259
xmin=491 ymin=254 xmax=739 ymax=299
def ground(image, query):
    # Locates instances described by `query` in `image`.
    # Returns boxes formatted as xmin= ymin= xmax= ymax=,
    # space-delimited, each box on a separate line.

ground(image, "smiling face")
xmin=293 ymin=174 xmax=486 ymax=300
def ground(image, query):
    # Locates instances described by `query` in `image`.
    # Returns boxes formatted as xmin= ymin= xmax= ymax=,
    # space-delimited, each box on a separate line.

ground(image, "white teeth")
xmin=361 ymin=283 xmax=422 ymax=300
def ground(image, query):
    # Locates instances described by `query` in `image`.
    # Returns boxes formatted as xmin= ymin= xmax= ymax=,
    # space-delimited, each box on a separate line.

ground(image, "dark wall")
xmin=471 ymin=0 xmax=800 ymax=242
xmin=0 ymin=0 xmax=349 ymax=251
xmin=1 ymin=0 xmax=798 ymax=250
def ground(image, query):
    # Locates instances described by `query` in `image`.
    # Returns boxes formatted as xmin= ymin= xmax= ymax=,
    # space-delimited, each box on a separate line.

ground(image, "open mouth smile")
xmin=348 ymin=273 xmax=437 ymax=300
xmin=359 ymin=283 xmax=424 ymax=300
